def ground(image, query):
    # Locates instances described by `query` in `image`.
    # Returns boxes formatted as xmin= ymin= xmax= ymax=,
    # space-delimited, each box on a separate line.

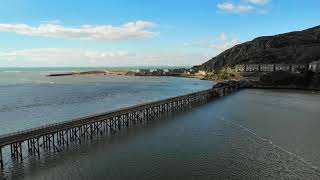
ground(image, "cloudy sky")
xmin=0 ymin=0 xmax=319 ymax=67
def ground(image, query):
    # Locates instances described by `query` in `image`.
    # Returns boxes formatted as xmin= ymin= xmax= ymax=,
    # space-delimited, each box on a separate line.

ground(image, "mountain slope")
xmin=197 ymin=26 xmax=320 ymax=70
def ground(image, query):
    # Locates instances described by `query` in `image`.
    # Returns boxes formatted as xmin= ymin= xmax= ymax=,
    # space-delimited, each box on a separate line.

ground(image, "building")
xmin=260 ymin=64 xmax=275 ymax=72
xmin=156 ymin=69 xmax=164 ymax=75
xmin=168 ymin=68 xmax=188 ymax=74
xmin=196 ymin=70 xmax=207 ymax=76
xmin=291 ymin=64 xmax=307 ymax=73
xmin=232 ymin=63 xmax=308 ymax=73
xmin=245 ymin=64 xmax=260 ymax=72
xmin=137 ymin=69 xmax=151 ymax=75
xmin=309 ymin=61 xmax=320 ymax=72
xmin=234 ymin=65 xmax=245 ymax=72
xmin=275 ymin=64 xmax=291 ymax=71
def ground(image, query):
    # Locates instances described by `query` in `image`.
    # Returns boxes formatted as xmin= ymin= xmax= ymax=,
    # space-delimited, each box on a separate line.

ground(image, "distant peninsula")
xmin=47 ymin=70 xmax=128 ymax=77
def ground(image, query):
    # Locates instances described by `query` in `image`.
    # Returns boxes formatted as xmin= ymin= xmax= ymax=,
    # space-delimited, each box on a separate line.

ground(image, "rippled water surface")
xmin=1 ymin=68 xmax=320 ymax=180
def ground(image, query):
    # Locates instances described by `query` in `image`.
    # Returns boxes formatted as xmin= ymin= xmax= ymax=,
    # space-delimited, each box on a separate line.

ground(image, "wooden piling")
xmin=0 ymin=147 xmax=3 ymax=169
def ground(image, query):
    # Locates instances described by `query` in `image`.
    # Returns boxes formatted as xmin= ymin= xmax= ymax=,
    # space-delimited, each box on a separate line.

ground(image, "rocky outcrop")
xmin=197 ymin=26 xmax=320 ymax=70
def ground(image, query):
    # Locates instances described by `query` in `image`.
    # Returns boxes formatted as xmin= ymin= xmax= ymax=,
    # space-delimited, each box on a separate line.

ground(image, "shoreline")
xmin=47 ymin=70 xmax=128 ymax=77
xmin=47 ymin=70 xmax=208 ymax=79
xmin=46 ymin=70 xmax=320 ymax=91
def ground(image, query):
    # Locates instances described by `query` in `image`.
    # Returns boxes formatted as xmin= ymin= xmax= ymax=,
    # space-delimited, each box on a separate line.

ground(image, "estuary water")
xmin=0 ymin=67 xmax=212 ymax=135
xmin=1 ymin=68 xmax=320 ymax=179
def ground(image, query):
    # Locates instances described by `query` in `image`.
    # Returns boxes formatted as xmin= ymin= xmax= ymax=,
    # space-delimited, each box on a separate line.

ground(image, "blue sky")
xmin=0 ymin=0 xmax=319 ymax=67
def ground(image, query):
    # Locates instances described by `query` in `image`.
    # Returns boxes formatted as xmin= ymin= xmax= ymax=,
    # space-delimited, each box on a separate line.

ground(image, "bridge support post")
xmin=0 ymin=147 xmax=3 ymax=169
xmin=125 ymin=114 xmax=129 ymax=127
xmin=109 ymin=119 xmax=115 ymax=134
xmin=105 ymin=121 xmax=109 ymax=134
xmin=29 ymin=138 xmax=40 ymax=156
xmin=11 ymin=142 xmax=23 ymax=161
xmin=57 ymin=130 xmax=69 ymax=148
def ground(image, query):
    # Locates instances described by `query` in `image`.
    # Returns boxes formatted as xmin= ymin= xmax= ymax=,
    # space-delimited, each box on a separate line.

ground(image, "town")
xmin=129 ymin=60 xmax=320 ymax=77
xmin=127 ymin=68 xmax=207 ymax=76
xmin=234 ymin=61 xmax=320 ymax=73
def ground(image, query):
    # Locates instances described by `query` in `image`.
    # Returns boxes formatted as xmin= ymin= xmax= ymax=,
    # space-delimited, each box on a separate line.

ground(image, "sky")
xmin=0 ymin=0 xmax=319 ymax=67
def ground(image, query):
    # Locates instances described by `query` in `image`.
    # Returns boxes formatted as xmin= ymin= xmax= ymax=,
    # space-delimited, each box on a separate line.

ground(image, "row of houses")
xmin=135 ymin=69 xmax=165 ymax=76
xmin=309 ymin=61 xmax=320 ymax=72
xmin=234 ymin=62 xmax=320 ymax=73
xmin=133 ymin=60 xmax=320 ymax=76
xmin=134 ymin=68 xmax=193 ymax=76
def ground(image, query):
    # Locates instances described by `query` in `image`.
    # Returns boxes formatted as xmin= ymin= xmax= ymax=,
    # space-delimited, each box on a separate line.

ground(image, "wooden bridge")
xmin=0 ymin=81 xmax=243 ymax=169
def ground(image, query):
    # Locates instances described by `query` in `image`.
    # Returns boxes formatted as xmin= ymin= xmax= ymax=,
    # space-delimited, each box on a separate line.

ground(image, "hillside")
xmin=196 ymin=26 xmax=320 ymax=70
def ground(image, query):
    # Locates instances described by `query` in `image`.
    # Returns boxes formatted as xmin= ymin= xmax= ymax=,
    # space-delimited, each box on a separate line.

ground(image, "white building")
xmin=245 ymin=64 xmax=260 ymax=72
xmin=196 ymin=70 xmax=207 ymax=76
xmin=309 ymin=61 xmax=320 ymax=72
xmin=260 ymin=64 xmax=275 ymax=72
xmin=275 ymin=64 xmax=291 ymax=71
xmin=137 ymin=69 xmax=151 ymax=75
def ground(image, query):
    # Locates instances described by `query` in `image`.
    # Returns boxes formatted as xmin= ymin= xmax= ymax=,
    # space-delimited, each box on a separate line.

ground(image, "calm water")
xmin=0 ymin=68 xmax=211 ymax=135
xmin=1 ymin=68 xmax=320 ymax=179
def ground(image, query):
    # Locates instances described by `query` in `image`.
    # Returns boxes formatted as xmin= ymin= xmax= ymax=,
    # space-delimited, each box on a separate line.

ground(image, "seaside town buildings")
xmin=156 ymin=69 xmax=164 ymax=75
xmin=260 ymin=64 xmax=275 ymax=72
xmin=168 ymin=68 xmax=188 ymax=74
xmin=245 ymin=64 xmax=260 ymax=72
xmin=309 ymin=61 xmax=320 ymax=72
xmin=134 ymin=68 xmax=192 ymax=76
xmin=136 ymin=69 xmax=151 ymax=75
xmin=132 ymin=60 xmax=320 ymax=77
xmin=196 ymin=70 xmax=207 ymax=76
xmin=275 ymin=64 xmax=291 ymax=71
xmin=235 ymin=64 xmax=309 ymax=73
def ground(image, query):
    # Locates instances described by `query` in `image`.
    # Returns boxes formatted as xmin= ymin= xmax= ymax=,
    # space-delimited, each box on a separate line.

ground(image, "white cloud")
xmin=209 ymin=33 xmax=241 ymax=51
xmin=0 ymin=20 xmax=158 ymax=41
xmin=0 ymin=48 xmax=208 ymax=67
xmin=182 ymin=34 xmax=241 ymax=52
xmin=0 ymin=49 xmax=132 ymax=66
xmin=217 ymin=2 xmax=255 ymax=13
xmin=245 ymin=0 xmax=270 ymax=5
xmin=217 ymin=33 xmax=227 ymax=41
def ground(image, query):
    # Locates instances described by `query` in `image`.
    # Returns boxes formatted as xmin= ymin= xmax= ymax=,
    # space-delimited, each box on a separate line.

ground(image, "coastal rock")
xmin=197 ymin=25 xmax=320 ymax=70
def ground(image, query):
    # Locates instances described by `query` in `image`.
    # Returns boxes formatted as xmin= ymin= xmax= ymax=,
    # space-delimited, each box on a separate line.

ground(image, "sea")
xmin=1 ymin=67 xmax=320 ymax=179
